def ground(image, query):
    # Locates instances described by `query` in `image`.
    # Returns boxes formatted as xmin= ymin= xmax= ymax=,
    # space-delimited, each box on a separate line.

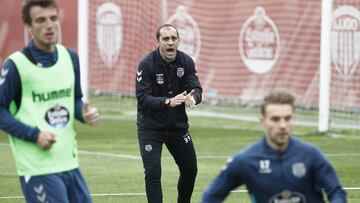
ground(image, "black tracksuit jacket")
xmin=136 ymin=48 xmax=202 ymax=132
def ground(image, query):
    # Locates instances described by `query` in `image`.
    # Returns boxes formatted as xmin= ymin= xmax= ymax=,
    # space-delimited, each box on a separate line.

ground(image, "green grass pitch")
xmin=0 ymin=115 xmax=359 ymax=202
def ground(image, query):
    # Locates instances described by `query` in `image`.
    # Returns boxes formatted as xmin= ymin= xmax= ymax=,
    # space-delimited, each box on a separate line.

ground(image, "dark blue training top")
xmin=201 ymin=137 xmax=347 ymax=203
xmin=0 ymin=41 xmax=84 ymax=143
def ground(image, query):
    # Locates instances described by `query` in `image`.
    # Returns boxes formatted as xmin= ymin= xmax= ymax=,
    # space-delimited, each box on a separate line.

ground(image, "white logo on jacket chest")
xmin=156 ymin=74 xmax=164 ymax=84
xmin=258 ymin=159 xmax=272 ymax=174
xmin=292 ymin=162 xmax=306 ymax=178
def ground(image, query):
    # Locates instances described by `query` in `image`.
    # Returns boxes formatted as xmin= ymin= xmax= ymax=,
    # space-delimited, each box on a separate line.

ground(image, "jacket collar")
xmin=155 ymin=48 xmax=180 ymax=67
xmin=261 ymin=136 xmax=294 ymax=155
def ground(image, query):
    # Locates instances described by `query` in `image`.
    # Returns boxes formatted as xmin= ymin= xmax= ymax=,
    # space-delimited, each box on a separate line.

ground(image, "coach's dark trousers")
xmin=138 ymin=130 xmax=197 ymax=203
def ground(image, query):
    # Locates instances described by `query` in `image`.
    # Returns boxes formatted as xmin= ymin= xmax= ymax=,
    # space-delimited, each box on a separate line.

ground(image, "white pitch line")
xmin=79 ymin=150 xmax=360 ymax=160
xmin=1 ymin=188 xmax=360 ymax=200
xmin=1 ymin=144 xmax=360 ymax=160
xmin=0 ymin=193 xmax=146 ymax=200
xmin=92 ymin=192 xmax=146 ymax=196
xmin=79 ymin=150 xmax=141 ymax=160
xmin=0 ymin=196 xmax=23 ymax=200
xmin=231 ymin=187 xmax=360 ymax=193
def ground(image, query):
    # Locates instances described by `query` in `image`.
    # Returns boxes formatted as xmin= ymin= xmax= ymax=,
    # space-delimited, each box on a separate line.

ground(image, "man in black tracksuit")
xmin=136 ymin=24 xmax=202 ymax=203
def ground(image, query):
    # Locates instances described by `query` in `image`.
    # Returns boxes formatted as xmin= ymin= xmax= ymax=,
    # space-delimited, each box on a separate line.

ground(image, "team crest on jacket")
xmin=292 ymin=162 xmax=306 ymax=178
xmin=177 ymin=67 xmax=184 ymax=78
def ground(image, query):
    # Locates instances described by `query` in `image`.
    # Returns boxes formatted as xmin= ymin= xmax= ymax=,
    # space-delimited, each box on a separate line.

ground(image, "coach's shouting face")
xmin=157 ymin=25 xmax=179 ymax=62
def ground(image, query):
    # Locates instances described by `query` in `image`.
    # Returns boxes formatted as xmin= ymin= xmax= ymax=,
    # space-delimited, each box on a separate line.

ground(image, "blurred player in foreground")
xmin=201 ymin=90 xmax=346 ymax=203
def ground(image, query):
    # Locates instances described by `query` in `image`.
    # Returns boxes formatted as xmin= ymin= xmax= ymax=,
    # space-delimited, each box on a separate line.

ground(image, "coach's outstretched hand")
xmin=83 ymin=103 xmax=100 ymax=126
xmin=169 ymin=91 xmax=187 ymax=107
xmin=37 ymin=131 xmax=56 ymax=150
xmin=185 ymin=89 xmax=196 ymax=109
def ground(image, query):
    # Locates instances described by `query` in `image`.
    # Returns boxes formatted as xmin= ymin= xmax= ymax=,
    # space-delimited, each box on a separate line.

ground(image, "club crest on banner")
xmin=239 ymin=7 xmax=280 ymax=74
xmin=96 ymin=2 xmax=123 ymax=69
xmin=331 ymin=5 xmax=360 ymax=79
xmin=167 ymin=5 xmax=201 ymax=63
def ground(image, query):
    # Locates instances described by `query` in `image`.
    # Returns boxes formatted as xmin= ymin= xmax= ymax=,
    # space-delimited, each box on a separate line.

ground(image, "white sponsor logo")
xmin=167 ymin=5 xmax=201 ymax=62
xmin=239 ymin=7 xmax=280 ymax=74
xmin=156 ymin=73 xmax=164 ymax=84
xmin=96 ymin=2 xmax=123 ymax=69
xmin=258 ymin=159 xmax=272 ymax=174
xmin=292 ymin=162 xmax=306 ymax=178
xmin=269 ymin=190 xmax=306 ymax=203
xmin=331 ymin=5 xmax=360 ymax=78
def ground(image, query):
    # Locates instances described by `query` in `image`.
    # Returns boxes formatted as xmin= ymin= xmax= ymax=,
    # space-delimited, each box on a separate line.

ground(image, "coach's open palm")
xmin=185 ymin=90 xmax=196 ymax=109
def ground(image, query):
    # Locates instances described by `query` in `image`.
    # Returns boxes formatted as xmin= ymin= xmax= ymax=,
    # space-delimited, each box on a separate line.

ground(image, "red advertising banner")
xmin=1 ymin=0 xmax=359 ymax=109
xmin=88 ymin=0 xmax=324 ymax=106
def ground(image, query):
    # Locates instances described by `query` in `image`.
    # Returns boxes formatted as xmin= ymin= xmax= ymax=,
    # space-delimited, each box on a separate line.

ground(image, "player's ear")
xmin=26 ymin=24 xmax=32 ymax=35
xmin=259 ymin=116 xmax=265 ymax=126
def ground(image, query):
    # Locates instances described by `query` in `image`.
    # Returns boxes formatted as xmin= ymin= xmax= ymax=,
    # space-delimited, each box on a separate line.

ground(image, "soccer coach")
xmin=135 ymin=24 xmax=202 ymax=203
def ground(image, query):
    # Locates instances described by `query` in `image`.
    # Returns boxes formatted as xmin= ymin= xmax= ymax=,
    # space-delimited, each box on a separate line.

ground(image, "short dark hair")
xmin=22 ymin=0 xmax=58 ymax=25
xmin=261 ymin=90 xmax=295 ymax=115
xmin=156 ymin=24 xmax=180 ymax=40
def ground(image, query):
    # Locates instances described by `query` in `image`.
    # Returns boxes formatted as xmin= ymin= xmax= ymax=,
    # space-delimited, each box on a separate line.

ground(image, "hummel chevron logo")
xmin=0 ymin=67 xmax=9 ymax=86
xmin=34 ymin=184 xmax=48 ymax=203
xmin=36 ymin=192 xmax=47 ymax=203
xmin=34 ymin=184 xmax=44 ymax=194
xmin=137 ymin=70 xmax=142 ymax=82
